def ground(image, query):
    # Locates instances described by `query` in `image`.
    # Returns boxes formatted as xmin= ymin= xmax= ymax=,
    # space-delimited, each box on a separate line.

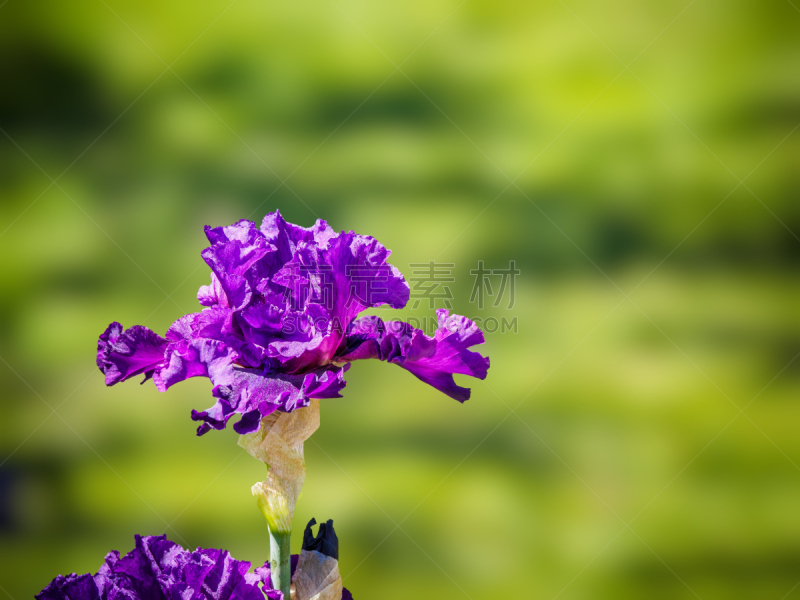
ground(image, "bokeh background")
xmin=1 ymin=0 xmax=799 ymax=598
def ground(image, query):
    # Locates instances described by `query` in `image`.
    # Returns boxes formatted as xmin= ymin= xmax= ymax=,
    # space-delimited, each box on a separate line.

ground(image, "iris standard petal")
xmin=269 ymin=231 xmax=409 ymax=373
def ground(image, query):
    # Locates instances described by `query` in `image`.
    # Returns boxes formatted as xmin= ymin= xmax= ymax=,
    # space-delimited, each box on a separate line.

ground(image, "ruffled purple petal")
xmin=192 ymin=364 xmax=349 ymax=436
xmin=197 ymin=272 xmax=229 ymax=308
xmin=38 ymin=535 xmax=276 ymax=600
xmin=36 ymin=574 xmax=100 ymax=600
xmin=262 ymin=303 xmax=337 ymax=372
xmin=274 ymin=231 xmax=409 ymax=324
xmin=152 ymin=311 xmax=264 ymax=392
xmin=201 ymin=220 xmax=276 ymax=310
xmin=302 ymin=363 xmax=350 ymax=399
xmin=336 ymin=310 xmax=489 ymax=402
xmin=270 ymin=231 xmax=409 ymax=372
xmin=97 ymin=322 xmax=168 ymax=386
xmin=260 ymin=209 xmax=336 ymax=266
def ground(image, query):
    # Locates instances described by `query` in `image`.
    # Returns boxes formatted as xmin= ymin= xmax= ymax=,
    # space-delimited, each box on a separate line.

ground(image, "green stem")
xmin=269 ymin=527 xmax=292 ymax=598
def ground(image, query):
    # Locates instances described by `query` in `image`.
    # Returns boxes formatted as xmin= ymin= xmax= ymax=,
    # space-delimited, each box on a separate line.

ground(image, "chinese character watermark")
xmin=408 ymin=261 xmax=454 ymax=310
xmin=469 ymin=260 xmax=520 ymax=310
xmin=346 ymin=264 xmax=391 ymax=308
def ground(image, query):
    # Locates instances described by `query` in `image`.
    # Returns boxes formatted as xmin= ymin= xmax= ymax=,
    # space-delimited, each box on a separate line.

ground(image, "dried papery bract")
xmin=291 ymin=518 xmax=344 ymax=600
xmin=240 ymin=399 xmax=321 ymax=596
xmin=292 ymin=551 xmax=343 ymax=600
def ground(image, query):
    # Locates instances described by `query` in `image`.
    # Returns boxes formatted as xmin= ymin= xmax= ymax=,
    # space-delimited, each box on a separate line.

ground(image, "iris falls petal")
xmin=336 ymin=310 xmax=489 ymax=402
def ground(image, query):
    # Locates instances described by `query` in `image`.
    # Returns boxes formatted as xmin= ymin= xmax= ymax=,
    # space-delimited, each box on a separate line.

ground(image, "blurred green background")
xmin=1 ymin=0 xmax=798 ymax=598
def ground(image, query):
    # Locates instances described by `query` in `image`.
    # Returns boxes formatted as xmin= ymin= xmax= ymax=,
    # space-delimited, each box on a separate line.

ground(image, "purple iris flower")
xmin=97 ymin=211 xmax=490 ymax=435
xmin=37 ymin=534 xmax=282 ymax=600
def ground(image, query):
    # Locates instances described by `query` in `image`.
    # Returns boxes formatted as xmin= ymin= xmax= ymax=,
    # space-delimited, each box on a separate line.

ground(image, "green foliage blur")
xmin=1 ymin=0 xmax=798 ymax=598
